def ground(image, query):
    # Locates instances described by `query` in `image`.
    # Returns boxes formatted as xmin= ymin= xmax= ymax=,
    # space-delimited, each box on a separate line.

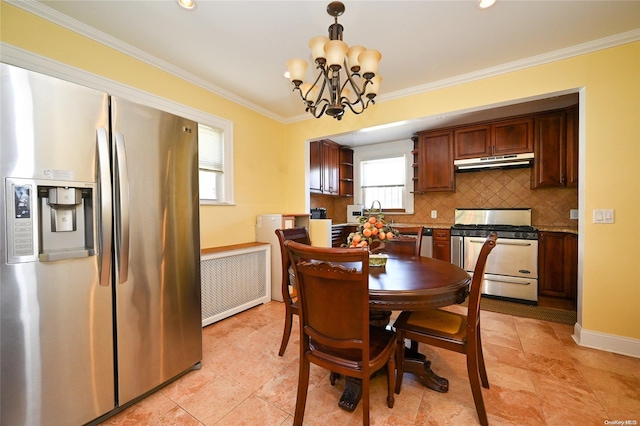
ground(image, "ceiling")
xmin=19 ymin=0 xmax=640 ymax=146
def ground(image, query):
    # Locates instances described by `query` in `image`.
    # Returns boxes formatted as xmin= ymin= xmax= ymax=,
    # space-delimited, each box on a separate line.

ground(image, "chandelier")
xmin=286 ymin=1 xmax=382 ymax=120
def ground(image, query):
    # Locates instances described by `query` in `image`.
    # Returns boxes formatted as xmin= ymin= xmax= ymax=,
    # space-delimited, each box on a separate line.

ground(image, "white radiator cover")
xmin=201 ymin=244 xmax=271 ymax=327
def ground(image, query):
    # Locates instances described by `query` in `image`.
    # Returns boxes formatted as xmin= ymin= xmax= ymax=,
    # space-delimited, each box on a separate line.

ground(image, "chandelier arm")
xmin=342 ymin=97 xmax=366 ymax=115
xmin=311 ymin=99 xmax=330 ymax=118
xmin=342 ymin=60 xmax=367 ymax=97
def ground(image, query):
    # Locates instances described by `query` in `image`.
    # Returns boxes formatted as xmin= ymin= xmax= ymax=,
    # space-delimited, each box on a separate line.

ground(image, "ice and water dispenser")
xmin=5 ymin=178 xmax=96 ymax=263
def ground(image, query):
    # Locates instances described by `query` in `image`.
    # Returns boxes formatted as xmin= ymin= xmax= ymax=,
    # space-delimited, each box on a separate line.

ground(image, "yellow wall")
xmin=3 ymin=2 xmax=639 ymax=342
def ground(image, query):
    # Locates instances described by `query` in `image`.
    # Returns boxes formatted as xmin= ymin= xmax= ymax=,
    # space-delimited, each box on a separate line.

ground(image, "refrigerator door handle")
xmin=97 ymin=128 xmax=113 ymax=286
xmin=115 ymin=132 xmax=130 ymax=284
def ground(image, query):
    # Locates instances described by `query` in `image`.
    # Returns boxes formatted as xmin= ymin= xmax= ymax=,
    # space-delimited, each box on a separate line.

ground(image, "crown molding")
xmin=5 ymin=0 xmax=286 ymax=123
xmin=8 ymin=0 xmax=640 ymax=125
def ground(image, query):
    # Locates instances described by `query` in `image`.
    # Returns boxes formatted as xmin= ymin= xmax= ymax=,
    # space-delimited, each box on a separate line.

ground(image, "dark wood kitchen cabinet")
xmin=413 ymin=131 xmax=455 ymax=193
xmin=339 ymin=147 xmax=354 ymax=196
xmin=454 ymin=117 xmax=533 ymax=160
xmin=565 ymin=106 xmax=579 ymax=187
xmin=310 ymin=139 xmax=339 ymax=195
xmin=432 ymin=228 xmax=451 ymax=262
xmin=531 ymin=109 xmax=580 ymax=189
xmin=538 ymin=231 xmax=577 ymax=300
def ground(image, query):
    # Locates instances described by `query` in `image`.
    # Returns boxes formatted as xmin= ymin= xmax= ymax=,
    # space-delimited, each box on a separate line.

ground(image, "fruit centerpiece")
xmin=345 ymin=214 xmax=398 ymax=250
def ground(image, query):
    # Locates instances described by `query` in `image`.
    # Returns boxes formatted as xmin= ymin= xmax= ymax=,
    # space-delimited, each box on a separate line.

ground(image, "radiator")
xmin=201 ymin=244 xmax=271 ymax=327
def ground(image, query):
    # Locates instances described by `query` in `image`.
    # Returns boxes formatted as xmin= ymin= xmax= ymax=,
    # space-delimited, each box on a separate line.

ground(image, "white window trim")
xmin=353 ymin=139 xmax=414 ymax=214
xmin=1 ymin=43 xmax=235 ymax=206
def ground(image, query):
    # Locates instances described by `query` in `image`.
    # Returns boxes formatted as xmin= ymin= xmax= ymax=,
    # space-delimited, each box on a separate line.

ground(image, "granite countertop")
xmin=333 ymin=222 xmax=578 ymax=234
xmin=536 ymin=226 xmax=578 ymax=234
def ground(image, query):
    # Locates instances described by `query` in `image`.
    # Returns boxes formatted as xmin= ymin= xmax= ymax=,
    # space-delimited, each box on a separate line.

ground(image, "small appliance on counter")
xmin=346 ymin=204 xmax=365 ymax=223
xmin=310 ymin=207 xmax=327 ymax=219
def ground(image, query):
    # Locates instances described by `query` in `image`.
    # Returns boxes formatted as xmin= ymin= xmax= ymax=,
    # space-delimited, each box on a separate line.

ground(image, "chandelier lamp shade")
xmin=286 ymin=1 xmax=382 ymax=120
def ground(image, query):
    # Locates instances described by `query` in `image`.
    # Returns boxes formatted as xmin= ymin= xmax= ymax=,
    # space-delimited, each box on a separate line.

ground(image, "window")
xmin=197 ymin=119 xmax=234 ymax=205
xmin=198 ymin=124 xmax=223 ymax=201
xmin=361 ymin=157 xmax=405 ymax=209
xmin=353 ymin=140 xmax=414 ymax=214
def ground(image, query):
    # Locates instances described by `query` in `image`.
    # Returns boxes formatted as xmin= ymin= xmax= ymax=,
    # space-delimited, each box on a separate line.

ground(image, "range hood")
xmin=454 ymin=152 xmax=534 ymax=171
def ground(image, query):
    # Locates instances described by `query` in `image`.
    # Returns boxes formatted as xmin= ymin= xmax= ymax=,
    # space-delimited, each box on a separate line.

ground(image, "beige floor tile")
xmin=99 ymin=301 xmax=638 ymax=426
xmin=177 ymin=376 xmax=252 ymax=425
xmin=151 ymin=405 xmax=203 ymax=426
xmin=101 ymin=391 xmax=178 ymax=425
xmin=525 ymin=351 xmax=592 ymax=392
xmin=214 ymin=395 xmax=288 ymax=426
xmin=577 ymin=364 xmax=640 ymax=420
xmin=483 ymin=383 xmax=546 ymax=425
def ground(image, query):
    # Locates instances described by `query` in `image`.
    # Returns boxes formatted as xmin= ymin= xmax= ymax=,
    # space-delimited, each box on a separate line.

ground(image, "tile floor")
xmin=102 ymin=302 xmax=640 ymax=425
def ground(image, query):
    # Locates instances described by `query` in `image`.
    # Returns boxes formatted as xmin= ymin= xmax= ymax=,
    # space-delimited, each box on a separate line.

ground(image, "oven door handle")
xmin=475 ymin=273 xmax=534 ymax=285
xmin=469 ymin=239 xmax=533 ymax=247
xmin=485 ymin=276 xmax=533 ymax=285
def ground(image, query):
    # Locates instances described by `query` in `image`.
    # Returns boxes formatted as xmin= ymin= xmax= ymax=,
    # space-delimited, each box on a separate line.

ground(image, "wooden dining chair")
xmin=393 ymin=233 xmax=498 ymax=426
xmin=283 ymin=240 xmax=397 ymax=426
xmin=386 ymin=226 xmax=424 ymax=256
xmin=274 ymin=227 xmax=311 ymax=356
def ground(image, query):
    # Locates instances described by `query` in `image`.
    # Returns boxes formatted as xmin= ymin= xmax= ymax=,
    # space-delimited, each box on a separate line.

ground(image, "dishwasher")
xmin=420 ymin=228 xmax=433 ymax=257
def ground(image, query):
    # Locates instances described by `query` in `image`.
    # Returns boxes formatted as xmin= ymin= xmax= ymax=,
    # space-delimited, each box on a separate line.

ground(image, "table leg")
xmin=403 ymin=346 xmax=449 ymax=393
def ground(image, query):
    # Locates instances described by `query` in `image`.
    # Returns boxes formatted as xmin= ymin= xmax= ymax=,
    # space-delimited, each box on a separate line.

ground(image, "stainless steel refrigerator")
xmin=0 ymin=63 xmax=202 ymax=425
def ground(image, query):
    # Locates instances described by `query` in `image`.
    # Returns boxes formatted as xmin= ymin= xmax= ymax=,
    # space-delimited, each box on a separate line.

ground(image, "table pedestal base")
xmin=403 ymin=356 xmax=449 ymax=393
xmin=338 ymin=377 xmax=362 ymax=412
xmin=335 ymin=350 xmax=449 ymax=412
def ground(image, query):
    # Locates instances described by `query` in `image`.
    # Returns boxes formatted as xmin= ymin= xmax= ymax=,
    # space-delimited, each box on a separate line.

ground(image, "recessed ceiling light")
xmin=478 ymin=0 xmax=496 ymax=9
xmin=177 ymin=0 xmax=196 ymax=10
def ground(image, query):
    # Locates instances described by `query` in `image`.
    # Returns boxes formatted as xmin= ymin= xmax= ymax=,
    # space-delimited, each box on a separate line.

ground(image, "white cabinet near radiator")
xmin=201 ymin=243 xmax=271 ymax=326
xmin=255 ymin=214 xmax=310 ymax=302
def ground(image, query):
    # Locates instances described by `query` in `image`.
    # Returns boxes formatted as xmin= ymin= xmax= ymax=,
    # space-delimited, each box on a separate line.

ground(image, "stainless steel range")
xmin=450 ymin=208 xmax=538 ymax=304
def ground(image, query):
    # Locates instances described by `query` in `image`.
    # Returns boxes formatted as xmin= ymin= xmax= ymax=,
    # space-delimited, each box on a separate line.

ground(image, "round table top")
xmin=368 ymin=254 xmax=471 ymax=311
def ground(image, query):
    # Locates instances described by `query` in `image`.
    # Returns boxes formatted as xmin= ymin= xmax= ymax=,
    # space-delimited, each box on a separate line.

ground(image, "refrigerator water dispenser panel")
xmin=4 ymin=178 xmax=96 ymax=263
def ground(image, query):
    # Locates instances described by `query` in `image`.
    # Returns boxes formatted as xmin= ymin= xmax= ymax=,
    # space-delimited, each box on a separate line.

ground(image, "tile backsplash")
xmin=311 ymin=167 xmax=578 ymax=229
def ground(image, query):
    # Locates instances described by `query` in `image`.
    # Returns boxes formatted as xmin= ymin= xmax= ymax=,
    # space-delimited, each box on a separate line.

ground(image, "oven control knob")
xmin=515 ymin=232 xmax=522 ymax=238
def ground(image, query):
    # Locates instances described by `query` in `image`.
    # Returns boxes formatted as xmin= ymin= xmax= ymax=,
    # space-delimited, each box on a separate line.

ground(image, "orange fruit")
xmin=375 ymin=221 xmax=384 ymax=228
xmin=379 ymin=232 xmax=386 ymax=240
xmin=386 ymin=231 xmax=394 ymax=240
xmin=353 ymin=234 xmax=362 ymax=243
xmin=363 ymin=228 xmax=372 ymax=237
xmin=368 ymin=217 xmax=377 ymax=224
xmin=371 ymin=228 xmax=379 ymax=235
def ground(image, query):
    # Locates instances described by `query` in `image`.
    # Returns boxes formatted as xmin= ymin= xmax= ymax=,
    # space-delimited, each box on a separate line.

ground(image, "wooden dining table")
xmin=338 ymin=252 xmax=471 ymax=412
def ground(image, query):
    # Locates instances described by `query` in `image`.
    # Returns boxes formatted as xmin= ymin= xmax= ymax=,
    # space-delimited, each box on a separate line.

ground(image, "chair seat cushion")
xmin=309 ymin=327 xmax=396 ymax=369
xmin=395 ymin=309 xmax=467 ymax=341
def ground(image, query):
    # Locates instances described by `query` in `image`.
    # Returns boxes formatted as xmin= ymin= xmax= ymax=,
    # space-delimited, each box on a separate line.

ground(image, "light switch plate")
xmin=431 ymin=210 xmax=437 ymax=219
xmin=593 ymin=209 xmax=614 ymax=224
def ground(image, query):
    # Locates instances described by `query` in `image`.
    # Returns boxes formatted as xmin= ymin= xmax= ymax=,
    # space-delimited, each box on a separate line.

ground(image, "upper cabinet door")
xmin=531 ymin=111 xmax=567 ymax=188
xmin=492 ymin=117 xmax=534 ymax=155
xmin=565 ymin=106 xmax=579 ymax=187
xmin=322 ymin=140 xmax=340 ymax=195
xmin=416 ymin=130 xmax=455 ymax=192
xmin=454 ymin=125 xmax=491 ymax=159
xmin=309 ymin=140 xmax=322 ymax=193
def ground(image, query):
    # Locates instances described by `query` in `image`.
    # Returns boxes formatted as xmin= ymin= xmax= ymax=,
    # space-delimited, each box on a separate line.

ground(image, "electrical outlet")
xmin=593 ymin=209 xmax=614 ymax=224
xmin=431 ymin=210 xmax=437 ymax=219
xmin=570 ymin=209 xmax=579 ymax=220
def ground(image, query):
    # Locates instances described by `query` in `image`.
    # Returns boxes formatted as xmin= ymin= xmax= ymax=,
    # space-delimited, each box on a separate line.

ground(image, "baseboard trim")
xmin=573 ymin=323 xmax=640 ymax=359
